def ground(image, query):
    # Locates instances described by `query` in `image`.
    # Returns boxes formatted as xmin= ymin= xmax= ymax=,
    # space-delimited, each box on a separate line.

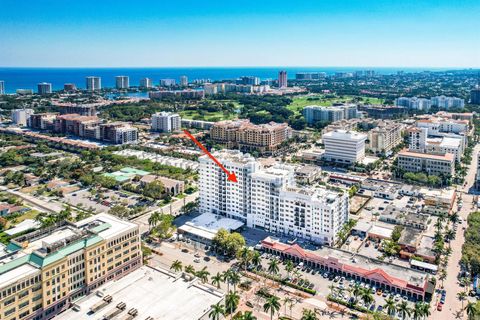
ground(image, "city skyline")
xmin=1 ymin=0 xmax=479 ymax=68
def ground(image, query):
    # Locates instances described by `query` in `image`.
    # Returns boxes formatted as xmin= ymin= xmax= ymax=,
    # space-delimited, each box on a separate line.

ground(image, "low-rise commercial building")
xmin=396 ymin=149 xmax=455 ymax=177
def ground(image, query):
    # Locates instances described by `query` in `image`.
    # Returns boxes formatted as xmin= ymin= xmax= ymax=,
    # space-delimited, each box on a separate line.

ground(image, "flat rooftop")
xmin=398 ymin=149 xmax=455 ymax=162
xmin=56 ymin=266 xmax=223 ymax=320
xmin=178 ymin=213 xmax=244 ymax=240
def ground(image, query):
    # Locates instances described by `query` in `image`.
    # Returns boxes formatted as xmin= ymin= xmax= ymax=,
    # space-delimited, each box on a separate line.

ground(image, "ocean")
xmin=0 ymin=67 xmax=448 ymax=94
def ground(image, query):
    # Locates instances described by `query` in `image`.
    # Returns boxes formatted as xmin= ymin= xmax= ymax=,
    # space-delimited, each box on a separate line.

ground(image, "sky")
xmin=1 ymin=0 xmax=479 ymax=68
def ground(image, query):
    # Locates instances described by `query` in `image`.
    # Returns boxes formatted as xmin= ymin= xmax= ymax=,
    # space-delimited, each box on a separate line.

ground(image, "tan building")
xmin=367 ymin=121 xmax=403 ymax=154
xmin=397 ymin=149 xmax=455 ymax=176
xmin=139 ymin=174 xmax=185 ymax=196
xmin=210 ymin=119 xmax=292 ymax=154
xmin=0 ymin=213 xmax=141 ymax=320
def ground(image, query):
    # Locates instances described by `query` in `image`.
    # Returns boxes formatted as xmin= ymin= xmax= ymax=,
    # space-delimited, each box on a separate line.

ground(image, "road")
xmin=431 ymin=143 xmax=480 ymax=320
xmin=132 ymin=191 xmax=198 ymax=234
xmin=0 ymin=186 xmax=64 ymax=213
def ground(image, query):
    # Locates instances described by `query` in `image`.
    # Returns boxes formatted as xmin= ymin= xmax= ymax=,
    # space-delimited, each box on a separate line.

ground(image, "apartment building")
xmin=11 ymin=109 xmax=34 ymax=127
xmin=395 ymin=97 xmax=431 ymax=110
xmin=115 ymin=76 xmax=129 ymax=89
xmin=367 ymin=121 xmax=403 ymax=154
xmin=397 ymin=149 xmax=455 ymax=176
xmin=430 ymin=96 xmax=465 ymax=109
xmin=0 ymin=80 xmax=4 ymax=95
xmin=28 ymin=113 xmax=58 ymax=131
xmin=198 ymin=150 xmax=348 ymax=245
xmin=139 ymin=78 xmax=152 ymax=88
xmin=85 ymin=77 xmax=101 ymax=91
xmin=151 ymin=112 xmax=181 ymax=133
xmin=63 ymin=84 xmax=76 ymax=92
xmin=0 ymin=213 xmax=141 ymax=320
xmin=278 ymin=71 xmax=287 ymax=88
xmin=58 ymin=105 xmax=97 ymax=117
xmin=303 ymin=105 xmax=358 ymax=125
xmin=100 ymin=122 xmax=138 ymax=145
xmin=210 ymin=120 xmax=292 ymax=154
xmin=149 ymin=89 xmax=205 ymax=99
xmin=37 ymin=83 xmax=52 ymax=95
xmin=322 ymin=130 xmax=367 ymax=164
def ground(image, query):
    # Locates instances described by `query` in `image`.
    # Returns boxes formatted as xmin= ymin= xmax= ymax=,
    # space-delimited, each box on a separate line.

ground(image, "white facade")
xmin=113 ymin=126 xmax=138 ymax=144
xmin=198 ymin=150 xmax=348 ymax=244
xmin=86 ymin=76 xmax=101 ymax=91
xmin=151 ymin=112 xmax=181 ymax=132
xmin=322 ymin=130 xmax=367 ymax=164
xmin=37 ymin=82 xmax=52 ymax=95
xmin=160 ymin=79 xmax=176 ymax=86
xmin=180 ymin=76 xmax=188 ymax=86
xmin=139 ymin=78 xmax=152 ymax=88
xmin=0 ymin=80 xmax=5 ymax=95
xmin=11 ymin=109 xmax=34 ymax=126
xmin=431 ymin=96 xmax=465 ymax=109
xmin=395 ymin=97 xmax=431 ymax=110
xmin=115 ymin=76 xmax=129 ymax=89
xmin=416 ymin=119 xmax=468 ymax=135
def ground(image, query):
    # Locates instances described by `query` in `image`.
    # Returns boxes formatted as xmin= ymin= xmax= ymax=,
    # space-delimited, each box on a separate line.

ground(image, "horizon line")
xmin=1 ymin=66 xmax=479 ymax=70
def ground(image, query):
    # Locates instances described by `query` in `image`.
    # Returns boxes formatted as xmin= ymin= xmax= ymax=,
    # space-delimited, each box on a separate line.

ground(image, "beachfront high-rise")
xmin=86 ymin=76 xmax=101 ymax=91
xmin=0 ymin=80 xmax=5 ymax=95
xmin=0 ymin=213 xmax=141 ymax=320
xmin=37 ymin=82 xmax=52 ymax=95
xmin=278 ymin=70 xmax=287 ymax=88
xmin=139 ymin=78 xmax=152 ymax=88
xmin=115 ymin=76 xmax=129 ymax=89
xmin=198 ymin=150 xmax=349 ymax=245
xmin=180 ymin=75 xmax=188 ymax=86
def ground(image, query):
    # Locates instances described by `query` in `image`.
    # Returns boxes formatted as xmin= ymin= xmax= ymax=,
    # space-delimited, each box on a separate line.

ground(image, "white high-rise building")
xmin=115 ymin=76 xmax=129 ymax=89
xmin=11 ymin=108 xmax=34 ymax=126
xmin=431 ymin=96 xmax=465 ymax=109
xmin=0 ymin=80 xmax=5 ymax=95
xmin=151 ymin=112 xmax=181 ymax=132
xmin=180 ymin=75 xmax=188 ymax=86
xmin=160 ymin=79 xmax=176 ymax=87
xmin=322 ymin=130 xmax=367 ymax=164
xmin=37 ymin=82 xmax=52 ymax=95
xmin=86 ymin=76 xmax=101 ymax=91
xmin=140 ymin=78 xmax=152 ymax=88
xmin=198 ymin=150 xmax=348 ymax=244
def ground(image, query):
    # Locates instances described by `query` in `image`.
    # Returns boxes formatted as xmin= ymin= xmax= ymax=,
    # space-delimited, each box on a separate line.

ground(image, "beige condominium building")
xmin=0 ymin=213 xmax=141 ymax=320
xmin=367 ymin=121 xmax=403 ymax=155
xmin=210 ymin=119 xmax=292 ymax=154
xmin=397 ymin=149 xmax=455 ymax=177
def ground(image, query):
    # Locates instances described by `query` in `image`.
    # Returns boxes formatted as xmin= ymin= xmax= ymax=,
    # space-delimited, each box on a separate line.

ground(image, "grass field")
xmin=6 ymin=209 xmax=40 ymax=228
xmin=287 ymin=94 xmax=385 ymax=115
xmin=179 ymin=110 xmax=238 ymax=122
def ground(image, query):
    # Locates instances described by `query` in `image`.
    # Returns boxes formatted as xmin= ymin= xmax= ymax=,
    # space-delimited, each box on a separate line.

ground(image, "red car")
xmin=437 ymin=303 xmax=443 ymax=311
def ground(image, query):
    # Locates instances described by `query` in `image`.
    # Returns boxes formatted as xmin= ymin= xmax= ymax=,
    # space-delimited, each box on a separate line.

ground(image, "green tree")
xmin=263 ymin=296 xmax=281 ymax=320
xmin=466 ymin=301 xmax=477 ymax=320
xmin=109 ymin=205 xmax=130 ymax=218
xmin=397 ymin=300 xmax=411 ymax=320
xmin=225 ymin=291 xmax=240 ymax=317
xmin=211 ymin=272 xmax=223 ymax=289
xmin=143 ymin=180 xmax=165 ymax=199
xmin=384 ymin=297 xmax=396 ymax=316
xmin=301 ymin=308 xmax=318 ymax=320
xmin=196 ymin=266 xmax=210 ymax=283
xmin=170 ymin=260 xmax=182 ymax=272
xmin=184 ymin=265 xmax=195 ymax=274
xmin=209 ymin=302 xmax=225 ymax=320
xmin=268 ymin=258 xmax=280 ymax=276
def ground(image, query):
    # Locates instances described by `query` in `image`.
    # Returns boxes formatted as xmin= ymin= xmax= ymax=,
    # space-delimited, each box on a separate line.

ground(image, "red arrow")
xmin=183 ymin=129 xmax=238 ymax=183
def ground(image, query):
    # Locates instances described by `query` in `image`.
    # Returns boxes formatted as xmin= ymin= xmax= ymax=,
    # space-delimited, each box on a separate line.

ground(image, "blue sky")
xmin=1 ymin=0 xmax=479 ymax=67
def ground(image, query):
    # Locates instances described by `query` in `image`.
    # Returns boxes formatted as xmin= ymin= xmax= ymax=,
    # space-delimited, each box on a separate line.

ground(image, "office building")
xmin=367 ymin=121 xmax=403 ymax=154
xmin=180 ymin=75 xmax=188 ymax=86
xmin=160 ymin=79 xmax=176 ymax=87
xmin=63 ymin=83 xmax=77 ymax=91
xmin=11 ymin=109 xmax=34 ymax=127
xmin=210 ymin=119 xmax=292 ymax=154
xmin=86 ymin=77 xmax=101 ymax=91
xmin=471 ymin=88 xmax=480 ymax=105
xmin=322 ymin=130 xmax=367 ymax=164
xmin=397 ymin=149 xmax=455 ymax=176
xmin=115 ymin=76 xmax=129 ymax=89
xmin=408 ymin=126 xmax=465 ymax=162
xmin=151 ymin=112 xmax=181 ymax=132
xmin=0 ymin=213 xmax=141 ymax=320
xmin=37 ymin=82 xmax=52 ymax=95
xmin=198 ymin=150 xmax=348 ymax=245
xmin=303 ymin=105 xmax=358 ymax=125
xmin=430 ymin=96 xmax=465 ymax=109
xmin=278 ymin=70 xmax=287 ymax=88
xmin=0 ymin=80 xmax=4 ymax=95
xmin=139 ymin=78 xmax=152 ymax=88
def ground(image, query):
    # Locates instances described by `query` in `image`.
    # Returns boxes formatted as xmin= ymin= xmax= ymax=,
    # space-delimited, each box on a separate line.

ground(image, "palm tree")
xmin=237 ymin=247 xmax=252 ymax=271
xmin=267 ymin=258 xmax=280 ymax=277
xmin=466 ymin=301 xmax=477 ymax=320
xmin=457 ymin=291 xmax=467 ymax=310
xmin=420 ymin=302 xmax=430 ymax=319
xmin=222 ymin=270 xmax=232 ymax=291
xmin=209 ymin=302 xmax=225 ymax=320
xmin=196 ymin=266 xmax=210 ymax=283
xmin=148 ymin=211 xmax=161 ymax=230
xmin=285 ymin=260 xmax=294 ymax=279
xmin=212 ymin=272 xmax=223 ymax=289
xmin=241 ymin=311 xmax=257 ymax=320
xmin=449 ymin=211 xmax=460 ymax=224
xmin=439 ymin=270 xmax=447 ymax=288
xmin=282 ymin=296 xmax=293 ymax=316
xmin=361 ymin=288 xmax=374 ymax=306
xmin=225 ymin=291 xmax=240 ymax=319
xmin=301 ymin=308 xmax=318 ymax=320
xmin=397 ymin=300 xmax=411 ymax=320
xmin=352 ymin=283 xmax=363 ymax=304
xmin=384 ymin=297 xmax=396 ymax=317
xmin=263 ymin=296 xmax=281 ymax=320
xmin=228 ymin=272 xmax=241 ymax=292
xmin=328 ymin=284 xmax=337 ymax=297
xmin=251 ymin=251 xmax=262 ymax=271
xmin=412 ymin=302 xmax=424 ymax=320
xmin=185 ymin=264 xmax=195 ymax=274
xmin=170 ymin=260 xmax=182 ymax=272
